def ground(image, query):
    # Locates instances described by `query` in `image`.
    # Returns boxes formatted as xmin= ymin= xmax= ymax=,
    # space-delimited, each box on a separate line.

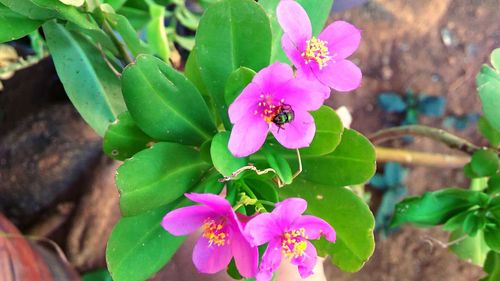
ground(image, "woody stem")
xmin=375 ymin=146 xmax=469 ymax=168
xmin=370 ymin=125 xmax=481 ymax=155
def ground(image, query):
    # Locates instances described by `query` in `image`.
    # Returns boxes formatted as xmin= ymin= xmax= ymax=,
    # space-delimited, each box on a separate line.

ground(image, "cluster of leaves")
xmin=0 ymin=0 xmax=379 ymax=280
xmin=443 ymin=113 xmax=480 ymax=131
xmin=391 ymin=48 xmax=500 ymax=281
xmin=370 ymin=162 xmax=408 ymax=238
xmin=105 ymin=0 xmax=378 ymax=277
xmin=0 ymin=0 xmax=210 ymax=136
xmin=377 ymin=89 xmax=446 ymax=127
xmin=379 ymin=89 xmax=481 ymax=132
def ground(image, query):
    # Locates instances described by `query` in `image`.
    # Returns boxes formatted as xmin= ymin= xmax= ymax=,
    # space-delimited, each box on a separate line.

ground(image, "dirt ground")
xmin=325 ymin=0 xmax=499 ymax=280
xmin=1 ymin=0 xmax=499 ymax=280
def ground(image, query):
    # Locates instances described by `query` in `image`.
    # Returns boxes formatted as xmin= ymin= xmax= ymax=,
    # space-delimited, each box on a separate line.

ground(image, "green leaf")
xmin=492 ymin=48 xmax=500 ymax=70
xmin=450 ymin=229 xmax=489 ymax=266
xmin=464 ymin=162 xmax=479 ymax=179
xmin=391 ymin=188 xmax=489 ymax=227
xmin=0 ymin=0 xmax=57 ymax=20
xmin=257 ymin=128 xmax=372 ymax=187
xmin=300 ymin=129 xmax=375 ymax=187
xmin=303 ymin=106 xmax=344 ymax=156
xmin=0 ymin=4 xmax=42 ymax=43
xmin=106 ymin=205 xmax=185 ymax=281
xmin=477 ymin=48 xmax=500 ymax=132
xmin=478 ymin=117 xmax=500 ymax=148
xmin=210 ymin=132 xmax=247 ymax=177
xmin=174 ymin=6 xmax=199 ymax=30
xmin=487 ymin=173 xmax=500 ymax=196
xmin=32 ymin=0 xmax=97 ymax=29
xmin=260 ymin=106 xmax=344 ymax=162
xmin=260 ymin=0 xmax=334 ymax=63
xmin=199 ymin=170 xmax=225 ymax=194
xmin=196 ymin=0 xmax=272 ymax=128
xmin=463 ymin=211 xmax=482 ymax=237
xmin=485 ymin=224 xmax=500 ymax=252
xmin=105 ymin=12 xmax=150 ymax=57
xmin=185 ymin=48 xmax=209 ymax=96
xmin=60 ymin=0 xmax=84 ymax=7
xmin=116 ymin=5 xmax=149 ymax=29
xmin=43 ymin=20 xmax=126 ymax=136
xmin=489 ymin=197 xmax=500 ymax=222
xmin=146 ymin=1 xmax=169 ymax=61
xmin=82 ymin=269 xmax=112 ymax=281
xmin=262 ymin=144 xmax=293 ymax=185
xmin=482 ymin=251 xmax=500 ymax=281
xmin=471 ymin=149 xmax=499 ymax=177
xmin=116 ymin=142 xmax=210 ymax=216
xmin=103 ymin=111 xmax=154 ymax=161
xmin=65 ymin=21 xmax=119 ymax=55
xmin=224 ymin=67 xmax=256 ymax=106
xmin=122 ymin=54 xmax=217 ymax=146
xmin=280 ymin=179 xmax=375 ymax=272
xmin=442 ymin=211 xmax=469 ymax=232
xmin=104 ymin=0 xmax=127 ymax=10
xmin=174 ymin=34 xmax=195 ymax=51
xmin=245 ymin=177 xmax=279 ymax=203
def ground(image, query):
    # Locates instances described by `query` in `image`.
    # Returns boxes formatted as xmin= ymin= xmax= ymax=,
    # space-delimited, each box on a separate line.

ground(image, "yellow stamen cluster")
xmin=202 ymin=219 xmax=229 ymax=247
xmin=281 ymin=228 xmax=308 ymax=259
xmin=301 ymin=36 xmax=331 ymax=70
xmin=254 ymin=94 xmax=286 ymax=123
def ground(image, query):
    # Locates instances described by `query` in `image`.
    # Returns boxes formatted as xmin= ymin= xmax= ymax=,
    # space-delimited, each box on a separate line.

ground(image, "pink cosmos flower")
xmin=245 ymin=198 xmax=336 ymax=281
xmin=277 ymin=0 xmax=362 ymax=94
xmin=228 ymin=62 xmax=327 ymax=157
xmin=161 ymin=193 xmax=258 ymax=277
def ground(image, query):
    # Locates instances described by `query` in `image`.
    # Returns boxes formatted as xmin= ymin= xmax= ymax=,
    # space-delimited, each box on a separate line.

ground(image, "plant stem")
xmin=370 ymin=125 xmax=481 ymax=155
xmin=375 ymin=146 xmax=470 ymax=168
xmin=240 ymin=183 xmax=266 ymax=212
xmin=102 ymin=20 xmax=134 ymax=65
xmin=469 ymin=178 xmax=488 ymax=191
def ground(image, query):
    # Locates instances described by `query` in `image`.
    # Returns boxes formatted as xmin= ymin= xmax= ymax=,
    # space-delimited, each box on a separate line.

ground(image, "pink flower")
xmin=277 ymin=0 xmax=362 ymax=94
xmin=245 ymin=198 xmax=336 ymax=281
xmin=228 ymin=62 xmax=327 ymax=157
xmin=161 ymin=193 xmax=258 ymax=277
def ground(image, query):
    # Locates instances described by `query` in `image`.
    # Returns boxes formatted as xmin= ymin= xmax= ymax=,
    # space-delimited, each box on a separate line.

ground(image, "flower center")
xmin=202 ymin=218 xmax=229 ymax=247
xmin=301 ymin=36 xmax=331 ymax=70
xmin=281 ymin=228 xmax=308 ymax=259
xmin=254 ymin=94 xmax=286 ymax=123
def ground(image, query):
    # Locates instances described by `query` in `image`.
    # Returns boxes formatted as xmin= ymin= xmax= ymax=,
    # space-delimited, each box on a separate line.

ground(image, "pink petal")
xmin=270 ymin=110 xmax=315 ymax=149
xmin=228 ymin=114 xmax=269 ymax=157
xmin=185 ymin=193 xmax=232 ymax=214
xmin=192 ymin=236 xmax=233 ymax=274
xmin=161 ymin=205 xmax=214 ymax=236
xmin=252 ymin=62 xmax=294 ymax=92
xmin=256 ymin=270 xmax=273 ymax=281
xmin=291 ymin=241 xmax=317 ymax=279
xmin=319 ymin=21 xmax=361 ymax=59
xmin=292 ymin=215 xmax=336 ymax=242
xmin=295 ymin=68 xmax=332 ymax=99
xmin=228 ymin=82 xmax=262 ymax=124
xmin=272 ymin=198 xmax=308 ymax=228
xmin=314 ymin=59 xmax=362 ymax=92
xmin=257 ymin=239 xmax=282 ymax=281
xmin=281 ymin=35 xmax=307 ymax=70
xmin=277 ymin=0 xmax=312 ymax=49
xmin=274 ymin=78 xmax=328 ymax=111
xmin=245 ymin=213 xmax=281 ymax=246
xmin=231 ymin=227 xmax=259 ymax=278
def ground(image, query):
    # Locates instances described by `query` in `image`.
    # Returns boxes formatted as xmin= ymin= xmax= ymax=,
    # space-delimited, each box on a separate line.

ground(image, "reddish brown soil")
xmin=324 ymin=0 xmax=499 ymax=280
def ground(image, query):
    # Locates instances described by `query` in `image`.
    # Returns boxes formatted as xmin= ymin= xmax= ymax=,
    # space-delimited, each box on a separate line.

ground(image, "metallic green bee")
xmin=272 ymin=104 xmax=294 ymax=131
